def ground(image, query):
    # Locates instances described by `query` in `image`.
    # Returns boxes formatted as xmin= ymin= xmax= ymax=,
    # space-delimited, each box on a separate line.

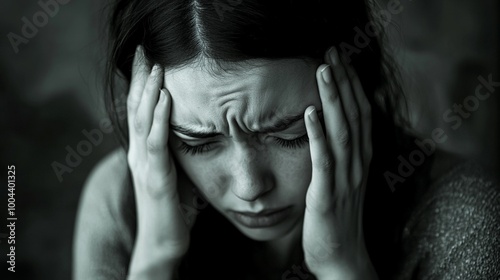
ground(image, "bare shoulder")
xmin=73 ymin=148 xmax=135 ymax=280
xmin=77 ymin=147 xmax=134 ymax=236
xmin=78 ymin=148 xmax=133 ymax=223
xmin=84 ymin=148 xmax=128 ymax=194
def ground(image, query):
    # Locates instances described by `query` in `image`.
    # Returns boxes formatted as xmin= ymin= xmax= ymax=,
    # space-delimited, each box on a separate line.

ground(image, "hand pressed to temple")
xmin=302 ymin=47 xmax=378 ymax=280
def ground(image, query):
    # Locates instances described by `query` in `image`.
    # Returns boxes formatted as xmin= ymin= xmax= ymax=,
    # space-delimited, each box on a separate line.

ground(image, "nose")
xmin=230 ymin=141 xmax=274 ymax=201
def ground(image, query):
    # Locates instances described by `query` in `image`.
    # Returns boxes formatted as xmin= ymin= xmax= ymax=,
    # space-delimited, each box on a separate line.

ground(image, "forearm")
xmin=128 ymin=240 xmax=184 ymax=280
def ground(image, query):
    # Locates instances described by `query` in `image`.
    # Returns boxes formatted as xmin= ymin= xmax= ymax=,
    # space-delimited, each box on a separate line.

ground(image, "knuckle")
xmin=334 ymin=70 xmax=348 ymax=87
xmin=306 ymin=190 xmax=331 ymax=213
xmin=314 ymin=156 xmax=335 ymax=172
xmin=145 ymin=173 xmax=161 ymax=188
xmin=346 ymin=66 xmax=357 ymax=80
xmin=325 ymin=90 xmax=339 ymax=104
xmin=335 ymin=128 xmax=351 ymax=148
xmin=127 ymin=98 xmax=138 ymax=113
xmin=309 ymin=127 xmax=324 ymax=140
xmin=347 ymin=109 xmax=360 ymax=123
xmin=134 ymin=117 xmax=145 ymax=133
xmin=127 ymin=153 xmax=143 ymax=174
xmin=127 ymin=153 xmax=136 ymax=168
xmin=144 ymin=169 xmax=176 ymax=198
xmin=145 ymin=176 xmax=166 ymax=196
xmin=146 ymin=138 xmax=167 ymax=153
xmin=127 ymin=91 xmax=137 ymax=103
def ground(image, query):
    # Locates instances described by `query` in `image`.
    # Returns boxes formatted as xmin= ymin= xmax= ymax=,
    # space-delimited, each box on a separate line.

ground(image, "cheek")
xmin=270 ymin=148 xmax=312 ymax=196
xmin=169 ymin=138 xmax=313 ymax=204
xmin=170 ymin=150 xmax=223 ymax=202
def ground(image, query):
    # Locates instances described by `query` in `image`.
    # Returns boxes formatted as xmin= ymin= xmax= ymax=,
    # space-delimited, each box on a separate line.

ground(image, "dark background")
xmin=0 ymin=0 xmax=498 ymax=279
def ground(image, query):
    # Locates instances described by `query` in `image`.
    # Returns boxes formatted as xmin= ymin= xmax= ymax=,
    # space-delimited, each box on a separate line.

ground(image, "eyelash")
xmin=178 ymin=134 xmax=310 ymax=156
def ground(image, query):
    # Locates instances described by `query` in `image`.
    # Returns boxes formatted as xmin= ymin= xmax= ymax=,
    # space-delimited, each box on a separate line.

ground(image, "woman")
xmin=73 ymin=0 xmax=500 ymax=279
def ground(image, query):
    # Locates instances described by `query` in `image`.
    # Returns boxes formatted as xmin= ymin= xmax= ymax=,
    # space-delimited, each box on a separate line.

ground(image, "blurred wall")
xmin=0 ymin=0 xmax=113 ymax=279
xmin=381 ymin=0 xmax=499 ymax=175
xmin=0 ymin=0 xmax=498 ymax=279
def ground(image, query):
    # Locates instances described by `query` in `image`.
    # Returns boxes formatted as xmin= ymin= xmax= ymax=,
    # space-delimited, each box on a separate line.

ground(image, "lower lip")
xmin=231 ymin=207 xmax=292 ymax=228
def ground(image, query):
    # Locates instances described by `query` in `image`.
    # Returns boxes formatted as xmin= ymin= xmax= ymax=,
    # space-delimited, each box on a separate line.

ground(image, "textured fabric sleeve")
xmin=73 ymin=149 xmax=135 ymax=280
xmin=394 ymin=161 xmax=500 ymax=280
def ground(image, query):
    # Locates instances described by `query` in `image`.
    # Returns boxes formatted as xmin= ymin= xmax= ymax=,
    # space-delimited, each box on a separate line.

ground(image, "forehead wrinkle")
xmin=215 ymin=92 xmax=253 ymax=135
xmin=208 ymin=73 xmax=269 ymax=135
xmin=166 ymin=58 xmax=319 ymax=138
xmin=242 ymin=68 xmax=290 ymax=132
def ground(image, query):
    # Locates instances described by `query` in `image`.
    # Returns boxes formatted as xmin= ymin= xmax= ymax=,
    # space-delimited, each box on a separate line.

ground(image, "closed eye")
xmin=177 ymin=134 xmax=309 ymax=156
xmin=177 ymin=141 xmax=217 ymax=155
xmin=272 ymin=134 xmax=309 ymax=149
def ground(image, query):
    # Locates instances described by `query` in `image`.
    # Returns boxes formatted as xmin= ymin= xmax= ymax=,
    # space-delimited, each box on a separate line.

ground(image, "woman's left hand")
xmin=302 ymin=46 xmax=378 ymax=280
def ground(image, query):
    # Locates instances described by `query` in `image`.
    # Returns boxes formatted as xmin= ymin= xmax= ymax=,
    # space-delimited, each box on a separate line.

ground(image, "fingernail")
xmin=308 ymin=106 xmax=318 ymax=123
xmin=159 ymin=89 xmax=166 ymax=102
xmin=136 ymin=45 xmax=145 ymax=61
xmin=330 ymin=47 xmax=339 ymax=65
xmin=133 ymin=45 xmax=143 ymax=67
xmin=326 ymin=46 xmax=335 ymax=56
xmin=320 ymin=65 xmax=332 ymax=84
xmin=151 ymin=64 xmax=160 ymax=74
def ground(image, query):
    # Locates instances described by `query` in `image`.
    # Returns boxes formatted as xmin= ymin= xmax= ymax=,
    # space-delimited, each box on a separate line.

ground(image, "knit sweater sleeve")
xmin=394 ymin=161 xmax=500 ymax=280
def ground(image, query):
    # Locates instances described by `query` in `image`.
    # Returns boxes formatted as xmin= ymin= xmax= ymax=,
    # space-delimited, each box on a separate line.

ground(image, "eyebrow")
xmin=170 ymin=109 xmax=322 ymax=139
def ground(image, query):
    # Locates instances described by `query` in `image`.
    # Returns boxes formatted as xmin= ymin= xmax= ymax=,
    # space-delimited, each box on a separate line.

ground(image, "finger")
xmin=326 ymin=47 xmax=362 ymax=189
xmin=304 ymin=106 xmax=334 ymax=212
xmin=128 ymin=45 xmax=149 ymax=123
xmin=147 ymin=89 xmax=175 ymax=183
xmin=133 ymin=65 xmax=163 ymax=157
xmin=134 ymin=88 xmax=188 ymax=251
xmin=316 ymin=62 xmax=350 ymax=193
xmin=128 ymin=46 xmax=150 ymax=159
xmin=344 ymin=61 xmax=373 ymax=183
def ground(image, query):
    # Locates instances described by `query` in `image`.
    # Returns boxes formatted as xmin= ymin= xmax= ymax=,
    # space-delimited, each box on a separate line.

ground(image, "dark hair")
xmin=104 ymin=0 xmax=434 ymax=278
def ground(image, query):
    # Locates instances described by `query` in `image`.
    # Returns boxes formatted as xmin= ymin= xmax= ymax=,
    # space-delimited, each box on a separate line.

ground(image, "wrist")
xmin=129 ymin=236 xmax=186 ymax=280
xmin=312 ymin=259 xmax=378 ymax=280
xmin=128 ymin=253 xmax=182 ymax=280
xmin=315 ymin=270 xmax=378 ymax=280
xmin=134 ymin=229 xmax=190 ymax=260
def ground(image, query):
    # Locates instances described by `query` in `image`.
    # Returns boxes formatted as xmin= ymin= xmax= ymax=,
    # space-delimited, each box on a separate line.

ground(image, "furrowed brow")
xmin=257 ymin=109 xmax=323 ymax=133
xmin=256 ymin=114 xmax=304 ymax=133
xmin=170 ymin=109 xmax=322 ymax=138
xmin=170 ymin=124 xmax=223 ymax=139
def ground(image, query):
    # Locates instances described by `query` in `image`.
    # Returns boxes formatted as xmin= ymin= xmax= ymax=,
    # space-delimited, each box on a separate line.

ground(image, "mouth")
xmin=229 ymin=206 xmax=293 ymax=228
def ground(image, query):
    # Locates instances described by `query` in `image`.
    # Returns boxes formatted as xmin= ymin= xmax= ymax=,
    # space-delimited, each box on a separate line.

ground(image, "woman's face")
xmin=165 ymin=59 xmax=322 ymax=241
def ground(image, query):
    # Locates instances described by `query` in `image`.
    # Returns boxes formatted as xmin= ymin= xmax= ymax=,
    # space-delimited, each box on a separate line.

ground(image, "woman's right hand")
xmin=126 ymin=46 xmax=194 ymax=279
